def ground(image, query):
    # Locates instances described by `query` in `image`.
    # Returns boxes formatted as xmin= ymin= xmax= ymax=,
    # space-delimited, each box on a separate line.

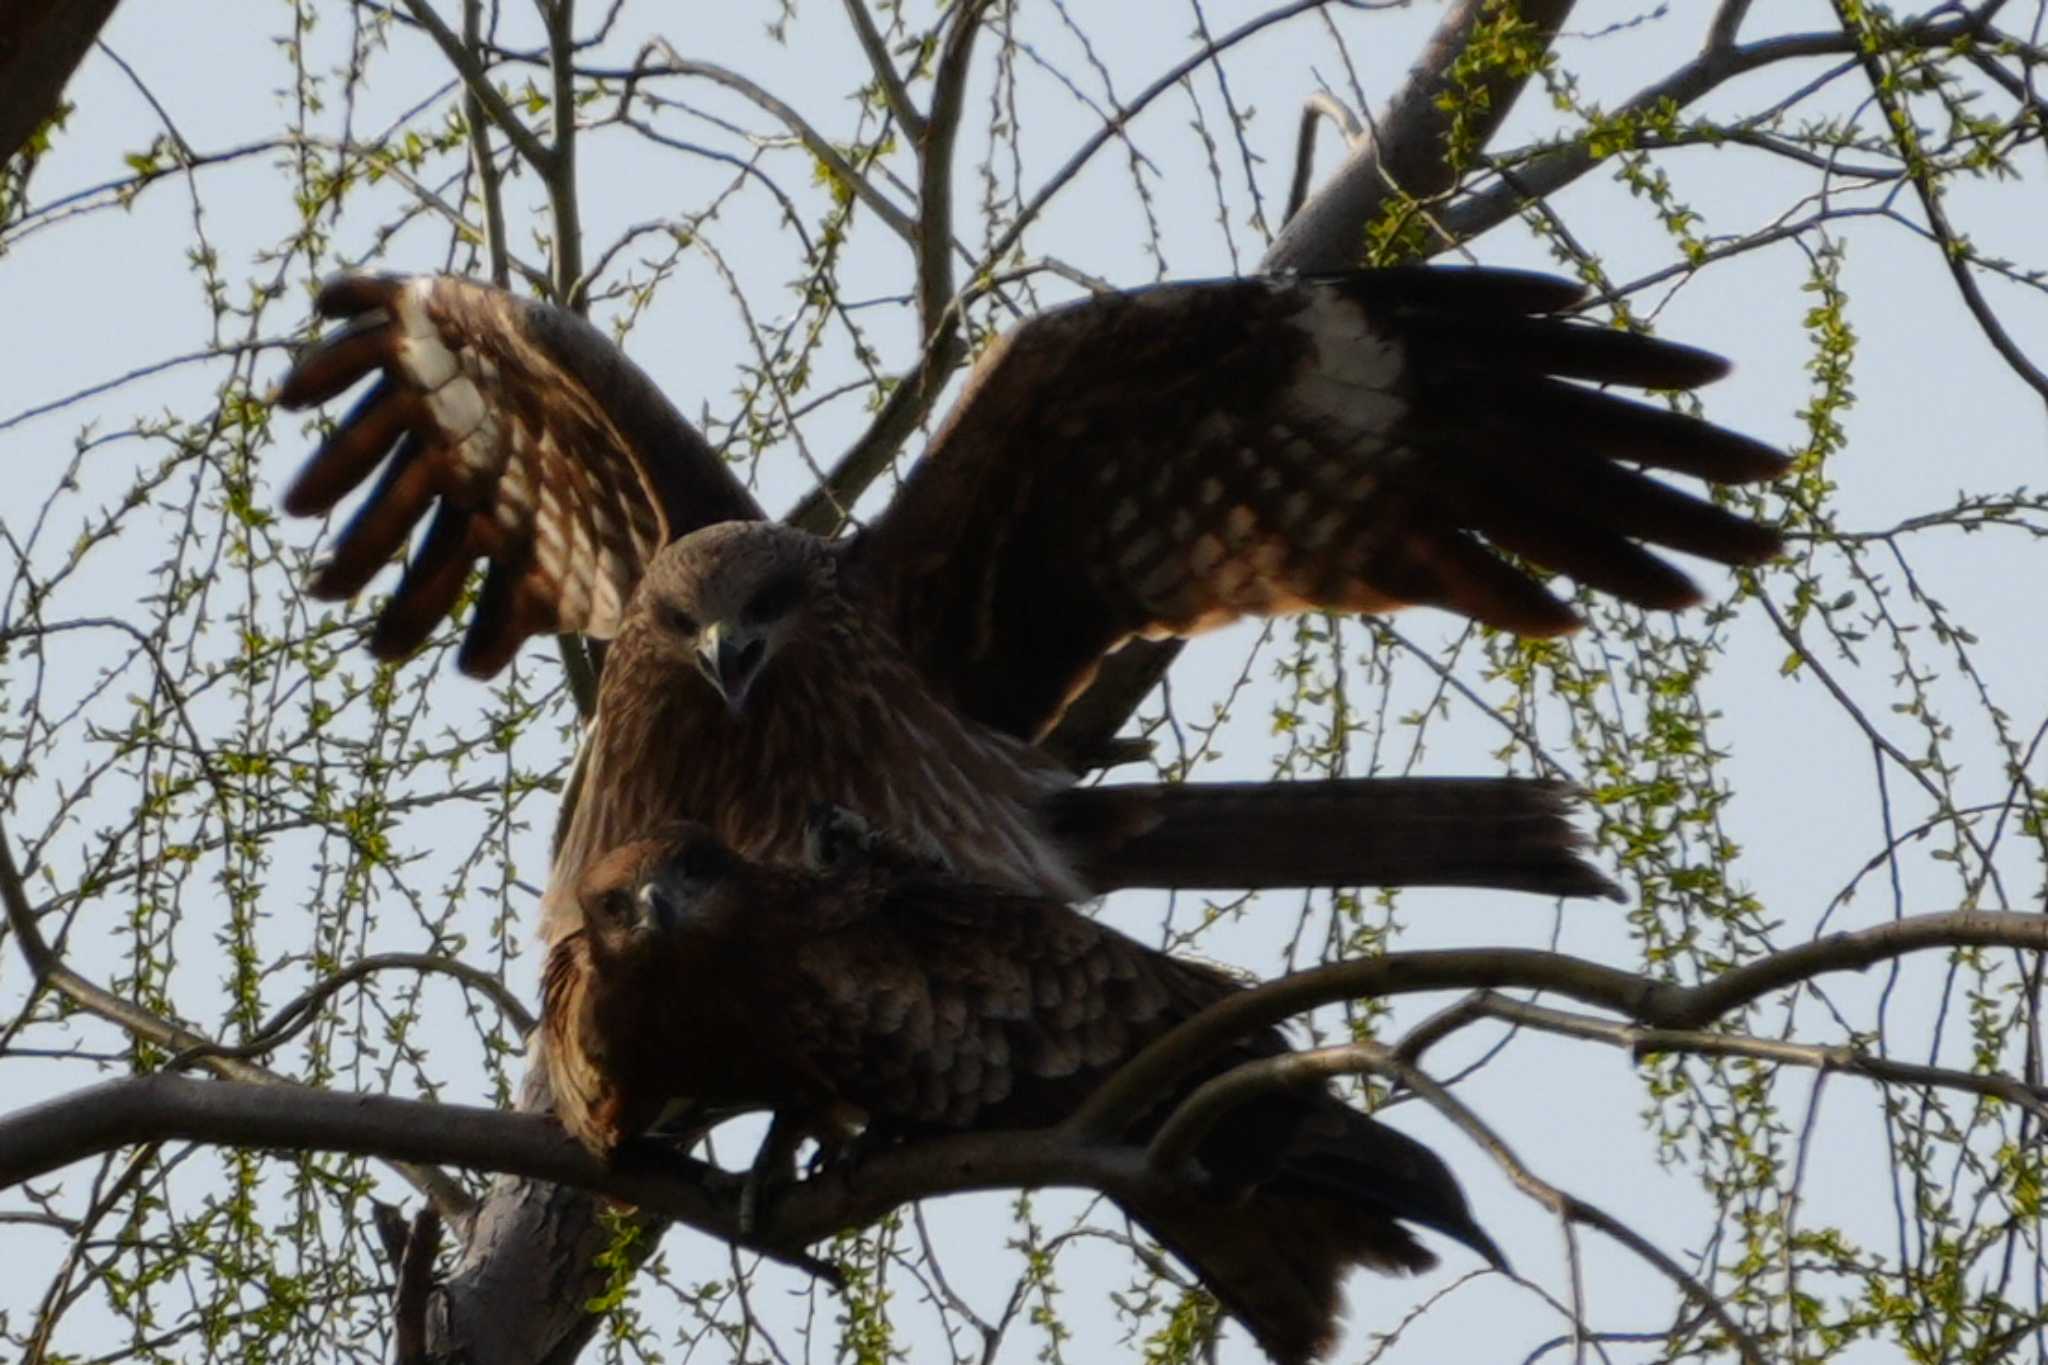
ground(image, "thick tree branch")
xmin=1263 ymin=0 xmax=1580 ymax=273
xmin=914 ymin=0 xmax=991 ymax=340
xmin=0 ymin=1073 xmax=1162 ymax=1278
xmin=1067 ymin=909 xmax=2048 ymax=1142
xmin=0 ymin=0 xmax=123 ymax=168
xmin=841 ymin=0 xmax=924 ymax=142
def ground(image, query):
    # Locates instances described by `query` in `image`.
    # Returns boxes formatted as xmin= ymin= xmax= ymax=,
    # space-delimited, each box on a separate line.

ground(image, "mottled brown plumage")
xmin=278 ymin=268 xmax=1786 ymax=926
xmin=544 ymin=822 xmax=1504 ymax=1365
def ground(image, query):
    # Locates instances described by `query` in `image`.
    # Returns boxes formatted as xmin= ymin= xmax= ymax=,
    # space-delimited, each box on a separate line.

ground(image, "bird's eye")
xmin=676 ymin=838 xmax=734 ymax=883
xmin=596 ymin=888 xmax=633 ymax=923
xmin=660 ymin=603 xmax=699 ymax=636
xmin=742 ymin=573 xmax=803 ymax=625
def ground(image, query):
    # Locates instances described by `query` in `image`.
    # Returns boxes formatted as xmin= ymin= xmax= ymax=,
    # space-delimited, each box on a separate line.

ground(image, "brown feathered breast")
xmin=546 ymin=823 xmax=1505 ymax=1365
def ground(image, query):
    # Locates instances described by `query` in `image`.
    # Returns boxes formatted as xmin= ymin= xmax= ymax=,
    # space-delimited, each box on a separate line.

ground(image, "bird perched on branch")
xmin=276 ymin=266 xmax=1785 ymax=933
xmin=544 ymin=817 xmax=1506 ymax=1365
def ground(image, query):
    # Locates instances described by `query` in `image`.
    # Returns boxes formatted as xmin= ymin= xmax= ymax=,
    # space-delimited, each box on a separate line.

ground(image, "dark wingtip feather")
xmin=281 ymin=380 xmax=416 ymax=517
xmin=1333 ymin=265 xmax=1592 ymax=317
xmin=314 ymin=272 xmax=406 ymax=318
xmin=306 ymin=433 xmax=438 ymax=600
xmin=367 ymin=501 xmax=472 ymax=661
xmin=274 ymin=313 xmax=397 ymax=411
xmin=457 ymin=561 xmax=534 ymax=678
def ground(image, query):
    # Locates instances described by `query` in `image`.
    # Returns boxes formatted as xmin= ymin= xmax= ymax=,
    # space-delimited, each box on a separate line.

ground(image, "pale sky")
xmin=4 ymin=2 xmax=2047 ymax=1362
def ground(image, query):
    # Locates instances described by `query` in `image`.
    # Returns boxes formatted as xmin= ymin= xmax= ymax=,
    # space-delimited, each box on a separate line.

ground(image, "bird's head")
xmin=633 ymin=522 xmax=829 ymax=714
xmin=574 ymin=824 xmax=744 ymax=959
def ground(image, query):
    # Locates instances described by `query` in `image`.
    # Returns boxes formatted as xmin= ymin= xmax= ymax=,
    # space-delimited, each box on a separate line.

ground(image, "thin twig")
xmin=841 ymin=0 xmax=924 ymax=142
xmin=397 ymin=0 xmax=556 ymax=173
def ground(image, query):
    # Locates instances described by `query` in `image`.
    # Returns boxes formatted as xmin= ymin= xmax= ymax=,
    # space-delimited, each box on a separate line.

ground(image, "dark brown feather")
xmin=546 ymin=827 xmax=1504 ymax=1364
xmin=855 ymin=267 xmax=1787 ymax=741
xmin=1055 ymin=776 xmax=1623 ymax=899
xmin=275 ymin=274 xmax=761 ymax=669
xmin=278 ymin=267 xmax=1785 ymax=913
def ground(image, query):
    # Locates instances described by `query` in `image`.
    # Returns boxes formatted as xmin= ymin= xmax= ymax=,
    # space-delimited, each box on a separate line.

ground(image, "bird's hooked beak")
xmin=634 ymin=876 xmax=686 ymax=937
xmin=636 ymin=836 xmax=736 ymax=936
xmin=694 ymin=621 xmax=767 ymax=714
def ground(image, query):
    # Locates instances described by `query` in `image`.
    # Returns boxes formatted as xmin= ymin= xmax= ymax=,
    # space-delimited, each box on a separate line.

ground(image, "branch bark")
xmin=0 ymin=0 xmax=122 ymax=169
xmin=13 ymin=908 xmax=2038 ymax=1365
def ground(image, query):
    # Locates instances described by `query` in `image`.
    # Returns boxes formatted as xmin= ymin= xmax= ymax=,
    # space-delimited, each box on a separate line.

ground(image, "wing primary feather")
xmin=1486 ymin=449 xmax=1783 ymax=566
xmin=459 ymin=559 xmax=537 ymax=677
xmin=369 ymin=500 xmax=473 ymax=660
xmin=1367 ymin=526 xmax=1584 ymax=636
xmin=309 ymin=431 xmax=440 ymax=600
xmin=313 ymin=272 xmax=406 ymax=317
xmin=282 ymin=379 xmax=422 ymax=517
xmin=1457 ymin=493 xmax=1705 ymax=610
xmin=1412 ymin=312 xmax=1734 ymax=389
xmin=273 ymin=313 xmax=398 ymax=409
xmin=1478 ymin=375 xmax=1790 ymax=483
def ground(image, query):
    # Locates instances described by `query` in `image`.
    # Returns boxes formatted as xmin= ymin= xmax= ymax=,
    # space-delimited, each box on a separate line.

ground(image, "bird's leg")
xmin=738 ymin=1111 xmax=807 ymax=1237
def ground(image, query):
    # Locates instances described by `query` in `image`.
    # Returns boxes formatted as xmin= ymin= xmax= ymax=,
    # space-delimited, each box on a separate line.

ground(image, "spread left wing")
xmin=851 ymin=266 xmax=1788 ymax=742
xmin=275 ymin=275 xmax=763 ymax=675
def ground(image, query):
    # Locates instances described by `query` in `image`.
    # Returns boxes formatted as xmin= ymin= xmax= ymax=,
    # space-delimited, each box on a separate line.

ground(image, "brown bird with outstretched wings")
xmin=276 ymin=267 xmax=1785 ymax=933
xmin=545 ymin=818 xmax=1505 ymax=1365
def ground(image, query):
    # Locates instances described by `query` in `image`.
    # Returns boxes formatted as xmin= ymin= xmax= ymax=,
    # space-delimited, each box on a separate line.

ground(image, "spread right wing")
xmin=275 ymin=275 xmax=763 ymax=675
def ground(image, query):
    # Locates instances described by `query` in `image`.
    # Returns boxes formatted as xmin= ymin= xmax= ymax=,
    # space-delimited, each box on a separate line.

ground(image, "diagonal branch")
xmin=0 ymin=0 xmax=123 ymax=168
xmin=914 ymin=0 xmax=992 ymax=340
xmin=1263 ymin=0 xmax=1581 ymax=273
xmin=398 ymin=0 xmax=556 ymax=174
xmin=637 ymin=40 xmax=918 ymax=246
xmin=841 ymin=0 xmax=925 ymax=141
xmin=1829 ymin=0 xmax=2048 ymax=403
xmin=1066 ymin=909 xmax=2048 ymax=1143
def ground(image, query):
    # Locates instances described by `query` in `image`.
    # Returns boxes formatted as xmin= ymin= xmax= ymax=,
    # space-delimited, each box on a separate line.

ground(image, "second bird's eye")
xmin=599 ymin=889 xmax=633 ymax=923
xmin=676 ymin=838 xmax=734 ymax=883
xmin=661 ymin=603 xmax=699 ymax=636
xmin=743 ymin=574 xmax=802 ymax=624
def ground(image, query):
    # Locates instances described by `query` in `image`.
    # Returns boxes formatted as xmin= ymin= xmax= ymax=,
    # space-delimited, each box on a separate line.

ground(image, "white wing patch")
xmin=1283 ymin=288 xmax=1409 ymax=441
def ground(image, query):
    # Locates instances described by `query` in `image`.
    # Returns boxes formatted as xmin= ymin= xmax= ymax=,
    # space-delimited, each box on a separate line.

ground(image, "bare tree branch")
xmin=1432 ymin=7 xmax=1995 ymax=247
xmin=633 ymin=41 xmax=918 ymax=246
xmin=1067 ymin=909 xmax=2048 ymax=1143
xmin=1264 ymin=0 xmax=1580 ymax=273
xmin=398 ymin=0 xmax=556 ymax=174
xmin=841 ymin=0 xmax=925 ymax=141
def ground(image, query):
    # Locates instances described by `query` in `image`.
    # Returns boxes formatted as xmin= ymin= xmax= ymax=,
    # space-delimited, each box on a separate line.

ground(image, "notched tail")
xmin=1133 ymin=1101 xmax=1504 ymax=1365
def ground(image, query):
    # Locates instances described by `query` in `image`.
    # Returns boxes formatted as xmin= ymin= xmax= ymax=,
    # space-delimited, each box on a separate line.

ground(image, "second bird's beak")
xmin=634 ymin=878 xmax=684 ymax=937
xmin=694 ymin=622 xmax=767 ymax=713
